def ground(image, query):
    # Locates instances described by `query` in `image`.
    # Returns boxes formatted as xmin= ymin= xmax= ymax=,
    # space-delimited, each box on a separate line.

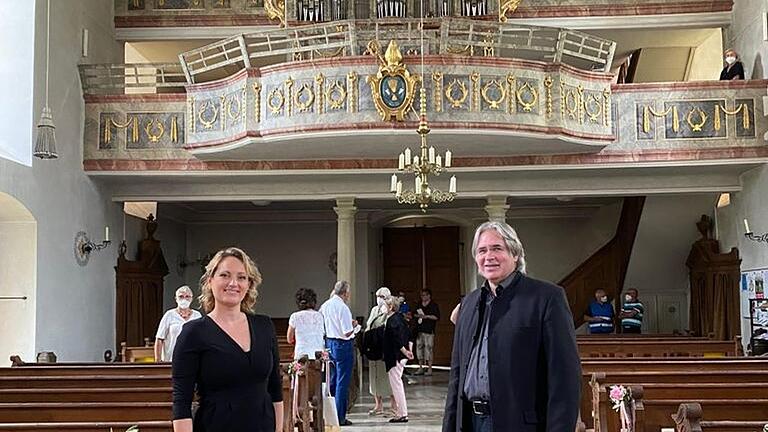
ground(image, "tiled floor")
xmin=342 ymin=370 xmax=448 ymax=432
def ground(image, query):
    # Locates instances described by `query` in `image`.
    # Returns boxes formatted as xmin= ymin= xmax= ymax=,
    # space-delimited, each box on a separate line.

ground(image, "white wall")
xmin=0 ymin=0 xmax=34 ymax=166
xmin=0 ymin=192 xmax=36 ymax=366
xmin=624 ymin=194 xmax=720 ymax=333
xmin=729 ymin=0 xmax=768 ymax=79
xmin=716 ymin=165 xmax=768 ymax=346
xmin=186 ymin=222 xmax=338 ymax=318
xmin=0 ymin=0 xmax=123 ymax=361
xmin=687 ymin=29 xmax=724 ymax=81
xmin=511 ymin=202 xmax=622 ymax=284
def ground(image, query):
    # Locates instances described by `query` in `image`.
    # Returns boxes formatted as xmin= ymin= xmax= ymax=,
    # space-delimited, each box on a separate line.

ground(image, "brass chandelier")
xmin=390 ymin=88 xmax=456 ymax=212
xmin=388 ymin=5 xmax=457 ymax=212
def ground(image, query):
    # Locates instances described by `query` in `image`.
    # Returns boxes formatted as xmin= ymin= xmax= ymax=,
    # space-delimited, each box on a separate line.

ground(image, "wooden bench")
xmin=0 ymin=375 xmax=171 ymax=389
xmin=120 ymin=341 xmax=155 ymax=363
xmin=579 ymin=358 xmax=768 ymax=426
xmin=0 ymin=402 xmax=172 ymax=422
xmin=578 ymin=339 xmax=740 ymax=358
xmin=0 ymin=387 xmax=172 ymax=403
xmin=673 ymin=402 xmax=768 ymax=432
xmin=0 ymin=421 xmax=172 ymax=431
xmin=589 ymin=371 xmax=768 ymax=432
xmin=633 ymin=387 xmax=768 ymax=432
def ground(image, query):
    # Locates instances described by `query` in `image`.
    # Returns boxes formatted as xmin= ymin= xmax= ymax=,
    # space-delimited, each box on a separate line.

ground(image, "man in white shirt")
xmin=319 ymin=280 xmax=358 ymax=426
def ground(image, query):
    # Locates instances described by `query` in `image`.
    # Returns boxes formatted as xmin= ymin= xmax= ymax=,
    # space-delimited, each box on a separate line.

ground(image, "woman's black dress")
xmin=172 ymin=314 xmax=283 ymax=432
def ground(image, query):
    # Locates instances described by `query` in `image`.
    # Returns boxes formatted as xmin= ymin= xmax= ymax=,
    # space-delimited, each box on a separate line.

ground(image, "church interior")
xmin=1 ymin=0 xmax=768 ymax=430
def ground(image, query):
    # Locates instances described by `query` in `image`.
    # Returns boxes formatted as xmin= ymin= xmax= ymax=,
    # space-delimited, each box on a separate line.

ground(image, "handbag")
xmin=323 ymin=362 xmax=341 ymax=432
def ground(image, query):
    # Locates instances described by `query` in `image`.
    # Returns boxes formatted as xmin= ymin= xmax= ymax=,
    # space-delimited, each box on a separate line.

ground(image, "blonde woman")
xmin=172 ymin=247 xmax=284 ymax=432
xmin=365 ymin=287 xmax=395 ymax=415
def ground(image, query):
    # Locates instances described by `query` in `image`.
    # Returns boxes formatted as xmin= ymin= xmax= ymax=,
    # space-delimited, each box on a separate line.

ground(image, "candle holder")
xmin=390 ymin=87 xmax=457 ymax=212
xmin=74 ymin=230 xmax=111 ymax=266
xmin=743 ymin=218 xmax=768 ymax=244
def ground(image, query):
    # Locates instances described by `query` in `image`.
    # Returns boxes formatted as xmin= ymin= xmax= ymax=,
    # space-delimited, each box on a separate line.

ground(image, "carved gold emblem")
xmin=264 ymin=0 xmax=286 ymax=27
xmin=445 ymin=79 xmax=468 ymax=109
xmin=366 ymin=40 xmax=418 ymax=122
xmin=145 ymin=118 xmax=165 ymax=143
xmin=327 ymin=80 xmax=347 ymax=110
xmin=481 ymin=79 xmax=506 ymax=110
xmin=686 ymin=106 xmax=708 ymax=132
xmin=499 ymin=0 xmax=523 ymax=22
xmin=516 ymin=81 xmax=538 ymax=113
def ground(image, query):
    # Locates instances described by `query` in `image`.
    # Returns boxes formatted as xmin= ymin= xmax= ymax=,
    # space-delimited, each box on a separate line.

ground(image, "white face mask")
xmin=625 ymin=295 xmax=633 ymax=302
xmin=600 ymin=296 xmax=608 ymax=303
xmin=725 ymin=56 xmax=736 ymax=65
xmin=376 ymin=298 xmax=386 ymax=308
xmin=177 ymin=299 xmax=191 ymax=309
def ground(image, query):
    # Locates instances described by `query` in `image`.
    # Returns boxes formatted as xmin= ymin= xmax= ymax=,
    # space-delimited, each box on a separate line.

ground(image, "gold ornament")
xmin=366 ymin=41 xmax=418 ymax=121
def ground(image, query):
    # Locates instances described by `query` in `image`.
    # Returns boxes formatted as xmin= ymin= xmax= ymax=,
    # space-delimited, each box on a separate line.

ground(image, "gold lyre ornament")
xmin=499 ymin=0 xmax=523 ymax=22
xmin=366 ymin=41 xmax=419 ymax=122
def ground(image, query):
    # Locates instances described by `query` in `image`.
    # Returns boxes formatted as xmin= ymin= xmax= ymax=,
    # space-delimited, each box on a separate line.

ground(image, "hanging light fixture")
xmin=389 ymin=3 xmax=457 ymax=212
xmin=34 ymin=0 xmax=57 ymax=160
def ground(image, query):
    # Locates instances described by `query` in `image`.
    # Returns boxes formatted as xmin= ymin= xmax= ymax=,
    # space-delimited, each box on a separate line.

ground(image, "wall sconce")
xmin=743 ymin=218 xmax=768 ymax=244
xmin=74 ymin=227 xmax=111 ymax=266
xmin=176 ymin=253 xmax=214 ymax=276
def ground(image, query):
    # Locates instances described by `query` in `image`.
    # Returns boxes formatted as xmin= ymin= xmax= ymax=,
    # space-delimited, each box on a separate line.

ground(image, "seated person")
xmin=719 ymin=49 xmax=745 ymax=80
xmin=583 ymin=288 xmax=615 ymax=334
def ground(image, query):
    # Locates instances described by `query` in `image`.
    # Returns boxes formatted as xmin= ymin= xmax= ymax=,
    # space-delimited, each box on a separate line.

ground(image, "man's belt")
xmin=470 ymin=400 xmax=491 ymax=416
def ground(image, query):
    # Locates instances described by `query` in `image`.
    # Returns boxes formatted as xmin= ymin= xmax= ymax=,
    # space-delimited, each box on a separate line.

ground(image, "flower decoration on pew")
xmin=321 ymin=349 xmax=330 ymax=362
xmin=608 ymin=385 xmax=631 ymax=411
xmin=288 ymin=359 xmax=306 ymax=376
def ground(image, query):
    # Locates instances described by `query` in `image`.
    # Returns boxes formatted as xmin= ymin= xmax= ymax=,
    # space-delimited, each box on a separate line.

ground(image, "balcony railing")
xmin=175 ymin=18 xmax=614 ymax=83
xmin=78 ymin=63 xmax=187 ymax=95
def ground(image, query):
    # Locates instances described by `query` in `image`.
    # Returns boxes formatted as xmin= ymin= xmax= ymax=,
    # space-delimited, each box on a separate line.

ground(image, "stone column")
xmin=334 ymin=197 xmax=357 ymax=302
xmin=484 ymin=195 xmax=509 ymax=222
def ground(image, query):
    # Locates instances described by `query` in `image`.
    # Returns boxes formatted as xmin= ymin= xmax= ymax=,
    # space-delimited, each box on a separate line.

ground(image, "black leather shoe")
xmin=340 ymin=419 xmax=353 ymax=426
xmin=389 ymin=416 xmax=409 ymax=423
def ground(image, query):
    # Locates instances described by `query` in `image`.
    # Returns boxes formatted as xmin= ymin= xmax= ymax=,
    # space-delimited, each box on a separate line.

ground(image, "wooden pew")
xmin=0 ymin=402 xmax=172 ymax=422
xmin=632 ymin=387 xmax=768 ymax=432
xmin=589 ymin=371 xmax=768 ymax=432
xmin=120 ymin=340 xmax=155 ymax=363
xmin=4 ymin=363 xmax=170 ymax=376
xmin=0 ymin=421 xmax=172 ymax=431
xmin=579 ymin=358 xmax=768 ymax=426
xmin=578 ymin=339 xmax=739 ymax=358
xmin=0 ymin=375 xmax=170 ymax=389
xmin=0 ymin=387 xmax=172 ymax=403
xmin=673 ymin=402 xmax=768 ymax=432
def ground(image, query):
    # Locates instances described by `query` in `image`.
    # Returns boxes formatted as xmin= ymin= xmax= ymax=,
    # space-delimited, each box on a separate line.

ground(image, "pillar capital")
xmin=334 ymin=197 xmax=357 ymax=219
xmin=484 ymin=196 xmax=509 ymax=222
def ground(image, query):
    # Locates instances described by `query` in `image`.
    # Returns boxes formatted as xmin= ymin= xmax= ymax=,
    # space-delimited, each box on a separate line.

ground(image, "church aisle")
xmin=343 ymin=370 xmax=448 ymax=431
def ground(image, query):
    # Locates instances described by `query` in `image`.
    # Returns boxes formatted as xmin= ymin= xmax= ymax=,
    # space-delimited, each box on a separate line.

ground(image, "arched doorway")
xmin=0 ymin=193 xmax=36 ymax=365
xmin=379 ymin=214 xmax=470 ymax=366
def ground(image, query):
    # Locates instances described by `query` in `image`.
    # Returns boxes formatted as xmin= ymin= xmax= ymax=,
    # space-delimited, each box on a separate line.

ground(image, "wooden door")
xmin=383 ymin=226 xmax=461 ymax=366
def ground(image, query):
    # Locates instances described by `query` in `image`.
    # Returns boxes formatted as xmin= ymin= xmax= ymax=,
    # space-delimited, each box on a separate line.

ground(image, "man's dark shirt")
xmin=415 ymin=301 xmax=441 ymax=334
xmin=463 ymin=271 xmax=517 ymax=401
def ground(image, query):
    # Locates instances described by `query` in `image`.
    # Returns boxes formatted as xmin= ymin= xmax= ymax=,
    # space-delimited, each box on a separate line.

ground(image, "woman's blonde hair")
xmin=384 ymin=294 xmax=402 ymax=312
xmin=198 ymin=247 xmax=262 ymax=313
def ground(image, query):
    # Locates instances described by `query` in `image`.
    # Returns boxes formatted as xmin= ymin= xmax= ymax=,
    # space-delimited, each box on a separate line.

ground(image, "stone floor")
xmin=343 ymin=369 xmax=448 ymax=432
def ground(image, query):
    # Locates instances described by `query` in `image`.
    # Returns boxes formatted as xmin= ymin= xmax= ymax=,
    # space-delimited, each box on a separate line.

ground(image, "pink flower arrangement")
xmin=288 ymin=360 xmax=305 ymax=376
xmin=608 ymin=385 xmax=631 ymax=411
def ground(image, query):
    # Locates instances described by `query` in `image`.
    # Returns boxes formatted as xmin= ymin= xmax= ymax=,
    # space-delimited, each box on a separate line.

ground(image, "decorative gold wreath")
xmin=227 ymin=95 xmax=242 ymax=124
xmin=198 ymin=100 xmax=219 ymax=130
xmin=481 ymin=79 xmax=506 ymax=110
xmin=327 ymin=80 xmax=347 ymax=110
xmin=145 ymin=118 xmax=165 ymax=143
xmin=516 ymin=81 xmax=538 ymax=112
xmin=686 ymin=106 xmax=708 ymax=132
xmin=295 ymin=82 xmax=315 ymax=113
xmin=267 ymin=87 xmax=285 ymax=115
xmin=583 ymin=93 xmax=602 ymax=124
xmin=445 ymin=79 xmax=468 ymax=109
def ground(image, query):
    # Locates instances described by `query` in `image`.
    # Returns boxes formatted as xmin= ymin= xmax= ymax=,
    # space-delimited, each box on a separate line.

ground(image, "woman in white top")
xmin=287 ymin=287 xmax=325 ymax=359
xmin=154 ymin=285 xmax=202 ymax=362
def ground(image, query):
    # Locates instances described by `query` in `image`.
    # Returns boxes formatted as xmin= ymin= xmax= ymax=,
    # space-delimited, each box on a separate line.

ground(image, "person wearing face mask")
xmin=364 ymin=287 xmax=395 ymax=416
xmin=720 ymin=49 xmax=745 ymax=80
xmin=583 ymin=288 xmax=615 ymax=334
xmin=619 ymin=288 xmax=644 ymax=334
xmin=154 ymin=285 xmax=202 ymax=362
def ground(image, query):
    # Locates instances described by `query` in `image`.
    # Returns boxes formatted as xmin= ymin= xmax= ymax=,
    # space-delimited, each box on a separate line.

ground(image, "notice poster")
xmin=741 ymin=269 xmax=767 ymax=299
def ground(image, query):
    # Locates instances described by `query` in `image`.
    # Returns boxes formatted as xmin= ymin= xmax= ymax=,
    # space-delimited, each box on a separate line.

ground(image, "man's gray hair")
xmin=471 ymin=221 xmax=527 ymax=274
xmin=175 ymin=285 xmax=193 ymax=297
xmin=333 ymin=280 xmax=350 ymax=296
